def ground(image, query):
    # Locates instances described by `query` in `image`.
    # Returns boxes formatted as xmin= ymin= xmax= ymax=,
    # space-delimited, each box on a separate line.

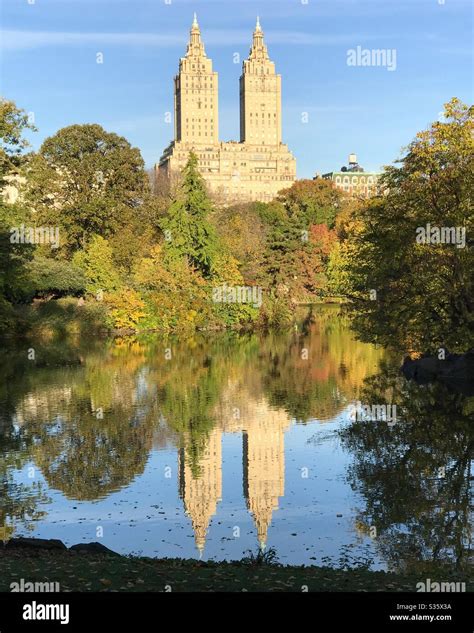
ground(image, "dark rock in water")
xmin=5 ymin=537 xmax=67 ymax=550
xmin=401 ymin=356 xmax=443 ymax=384
xmin=401 ymin=350 xmax=474 ymax=395
xmin=69 ymin=542 xmax=118 ymax=555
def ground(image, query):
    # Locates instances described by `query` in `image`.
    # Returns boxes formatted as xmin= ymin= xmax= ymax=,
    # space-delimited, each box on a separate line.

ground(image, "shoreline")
xmin=1 ymin=542 xmax=471 ymax=593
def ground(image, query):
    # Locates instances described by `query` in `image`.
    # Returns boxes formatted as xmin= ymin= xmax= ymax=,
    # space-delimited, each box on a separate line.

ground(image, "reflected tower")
xmin=242 ymin=401 xmax=289 ymax=549
xmin=178 ymin=427 xmax=222 ymax=554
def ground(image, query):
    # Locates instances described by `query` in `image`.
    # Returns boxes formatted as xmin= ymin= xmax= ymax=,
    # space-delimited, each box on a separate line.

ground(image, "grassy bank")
xmin=1 ymin=549 xmax=472 ymax=593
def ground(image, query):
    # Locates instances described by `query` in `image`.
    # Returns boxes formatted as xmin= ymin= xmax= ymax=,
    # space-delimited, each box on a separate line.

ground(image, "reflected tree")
xmin=341 ymin=362 xmax=473 ymax=572
xmin=153 ymin=335 xmax=244 ymax=477
xmin=258 ymin=308 xmax=385 ymax=422
xmin=0 ymin=353 xmax=49 ymax=535
xmin=3 ymin=341 xmax=156 ymax=501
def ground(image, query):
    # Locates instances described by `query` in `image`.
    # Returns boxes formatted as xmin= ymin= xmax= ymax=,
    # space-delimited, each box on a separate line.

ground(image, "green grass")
xmin=1 ymin=549 xmax=472 ymax=593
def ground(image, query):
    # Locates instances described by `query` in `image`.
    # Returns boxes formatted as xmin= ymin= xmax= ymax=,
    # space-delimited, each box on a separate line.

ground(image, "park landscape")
xmin=0 ymin=94 xmax=472 ymax=593
xmin=0 ymin=1 xmax=472 ymax=601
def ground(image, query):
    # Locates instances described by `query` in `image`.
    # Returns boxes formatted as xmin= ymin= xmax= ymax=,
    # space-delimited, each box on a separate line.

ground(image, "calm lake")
xmin=1 ymin=307 xmax=471 ymax=571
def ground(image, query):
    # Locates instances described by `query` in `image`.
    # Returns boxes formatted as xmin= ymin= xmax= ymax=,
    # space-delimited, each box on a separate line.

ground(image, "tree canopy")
xmin=336 ymin=98 xmax=474 ymax=353
xmin=27 ymin=123 xmax=148 ymax=253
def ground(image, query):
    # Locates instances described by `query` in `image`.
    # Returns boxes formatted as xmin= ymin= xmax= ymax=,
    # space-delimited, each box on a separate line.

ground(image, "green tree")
xmin=257 ymin=200 xmax=316 ymax=307
xmin=160 ymin=152 xmax=218 ymax=277
xmin=278 ymin=178 xmax=344 ymax=228
xmin=27 ymin=124 xmax=148 ymax=253
xmin=23 ymin=256 xmax=86 ymax=300
xmin=258 ymin=201 xmax=302 ymax=289
xmin=0 ymin=97 xmax=36 ymax=185
xmin=0 ymin=99 xmax=36 ymax=332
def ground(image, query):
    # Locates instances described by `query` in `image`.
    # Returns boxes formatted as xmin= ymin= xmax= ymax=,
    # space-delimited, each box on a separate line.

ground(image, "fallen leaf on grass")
xmin=99 ymin=578 xmax=112 ymax=586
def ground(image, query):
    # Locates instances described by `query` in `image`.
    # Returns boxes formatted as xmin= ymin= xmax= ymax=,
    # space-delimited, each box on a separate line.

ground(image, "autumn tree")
xmin=341 ymin=98 xmax=474 ymax=353
xmin=298 ymin=224 xmax=338 ymax=295
xmin=212 ymin=201 xmax=266 ymax=284
xmin=278 ymin=178 xmax=345 ymax=228
xmin=72 ymin=235 xmax=121 ymax=295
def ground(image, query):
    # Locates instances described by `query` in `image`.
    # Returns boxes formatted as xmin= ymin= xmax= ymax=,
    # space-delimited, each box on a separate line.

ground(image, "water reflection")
xmin=341 ymin=361 xmax=473 ymax=573
xmin=0 ymin=307 xmax=471 ymax=570
xmin=178 ymin=396 xmax=291 ymax=553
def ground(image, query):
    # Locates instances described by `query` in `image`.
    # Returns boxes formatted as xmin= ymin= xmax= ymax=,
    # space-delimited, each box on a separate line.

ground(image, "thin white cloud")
xmin=0 ymin=28 xmax=398 ymax=52
xmin=0 ymin=30 xmax=183 ymax=51
xmin=285 ymin=105 xmax=365 ymax=113
xmin=438 ymin=46 xmax=473 ymax=55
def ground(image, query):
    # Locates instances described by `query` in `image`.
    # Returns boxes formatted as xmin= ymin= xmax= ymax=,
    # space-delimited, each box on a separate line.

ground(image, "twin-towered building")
xmin=157 ymin=15 xmax=296 ymax=202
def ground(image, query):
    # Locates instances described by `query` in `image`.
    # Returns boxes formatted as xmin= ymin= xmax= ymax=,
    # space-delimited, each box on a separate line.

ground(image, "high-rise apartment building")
xmin=158 ymin=16 xmax=296 ymax=203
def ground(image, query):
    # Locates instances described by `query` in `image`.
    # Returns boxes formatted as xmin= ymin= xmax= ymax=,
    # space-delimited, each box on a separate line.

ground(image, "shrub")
xmin=23 ymin=256 xmax=85 ymax=299
xmin=105 ymin=288 xmax=146 ymax=330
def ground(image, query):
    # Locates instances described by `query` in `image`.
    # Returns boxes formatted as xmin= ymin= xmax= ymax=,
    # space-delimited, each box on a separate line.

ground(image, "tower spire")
xmin=250 ymin=16 xmax=268 ymax=60
xmin=187 ymin=12 xmax=205 ymax=56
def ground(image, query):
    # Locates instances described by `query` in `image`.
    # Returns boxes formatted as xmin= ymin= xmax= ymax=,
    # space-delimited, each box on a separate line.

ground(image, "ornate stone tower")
xmin=240 ymin=17 xmax=282 ymax=146
xmin=174 ymin=13 xmax=219 ymax=144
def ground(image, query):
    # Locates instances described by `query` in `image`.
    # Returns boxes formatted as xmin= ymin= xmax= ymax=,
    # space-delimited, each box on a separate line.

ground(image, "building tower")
xmin=240 ymin=17 xmax=282 ymax=145
xmin=158 ymin=17 xmax=296 ymax=202
xmin=174 ymin=13 xmax=219 ymax=144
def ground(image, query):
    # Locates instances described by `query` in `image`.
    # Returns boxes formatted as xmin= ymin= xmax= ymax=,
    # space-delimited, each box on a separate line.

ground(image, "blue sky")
xmin=1 ymin=0 xmax=472 ymax=177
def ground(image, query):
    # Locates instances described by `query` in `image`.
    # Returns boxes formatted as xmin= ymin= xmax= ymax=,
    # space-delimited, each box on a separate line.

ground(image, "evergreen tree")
xmin=161 ymin=152 xmax=217 ymax=277
xmin=258 ymin=200 xmax=309 ymax=292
